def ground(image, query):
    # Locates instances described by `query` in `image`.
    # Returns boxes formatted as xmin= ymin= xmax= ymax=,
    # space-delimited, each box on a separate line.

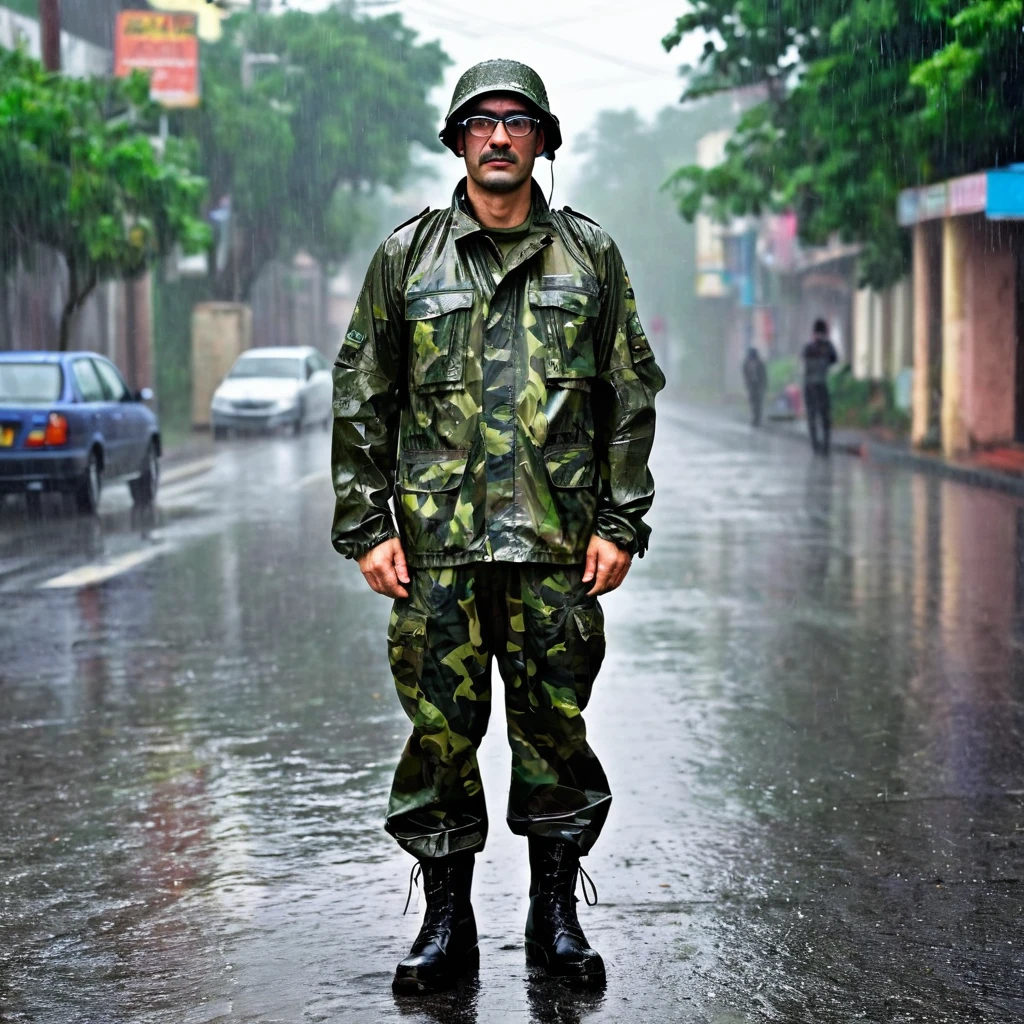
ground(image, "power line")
xmin=400 ymin=0 xmax=674 ymax=79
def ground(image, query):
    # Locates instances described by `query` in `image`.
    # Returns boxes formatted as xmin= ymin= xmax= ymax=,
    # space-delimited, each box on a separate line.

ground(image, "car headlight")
xmin=211 ymin=395 xmax=232 ymax=410
xmin=273 ymin=397 xmax=298 ymax=412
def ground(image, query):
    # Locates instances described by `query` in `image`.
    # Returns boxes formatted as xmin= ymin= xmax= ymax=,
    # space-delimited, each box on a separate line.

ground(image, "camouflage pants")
xmin=384 ymin=564 xmax=611 ymax=860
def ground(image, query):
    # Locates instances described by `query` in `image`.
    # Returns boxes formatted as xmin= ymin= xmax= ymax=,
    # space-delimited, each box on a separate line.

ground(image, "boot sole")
xmin=392 ymin=944 xmax=480 ymax=996
xmin=525 ymin=940 xmax=606 ymax=988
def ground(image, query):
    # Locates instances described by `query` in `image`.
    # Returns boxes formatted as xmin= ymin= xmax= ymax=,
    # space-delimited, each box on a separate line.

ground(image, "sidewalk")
xmin=750 ymin=406 xmax=1024 ymax=498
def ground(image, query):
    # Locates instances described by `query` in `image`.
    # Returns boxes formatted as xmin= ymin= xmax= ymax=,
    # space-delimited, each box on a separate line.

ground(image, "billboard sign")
xmin=115 ymin=11 xmax=199 ymax=108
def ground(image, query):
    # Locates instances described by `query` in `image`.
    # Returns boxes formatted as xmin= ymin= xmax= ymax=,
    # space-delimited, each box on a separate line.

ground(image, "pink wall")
xmin=962 ymin=223 xmax=1016 ymax=447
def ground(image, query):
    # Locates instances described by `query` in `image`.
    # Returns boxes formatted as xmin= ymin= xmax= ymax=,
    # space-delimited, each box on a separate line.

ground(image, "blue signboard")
xmin=986 ymin=166 xmax=1024 ymax=220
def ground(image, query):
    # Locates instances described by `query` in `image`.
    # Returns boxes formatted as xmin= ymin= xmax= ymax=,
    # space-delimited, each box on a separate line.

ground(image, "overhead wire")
xmin=399 ymin=0 xmax=676 ymax=80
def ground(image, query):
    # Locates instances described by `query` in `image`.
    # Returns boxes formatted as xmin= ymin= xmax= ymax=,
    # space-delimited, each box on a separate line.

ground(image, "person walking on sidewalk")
xmin=802 ymin=319 xmax=838 ymax=454
xmin=330 ymin=59 xmax=665 ymax=995
xmin=742 ymin=346 xmax=767 ymax=427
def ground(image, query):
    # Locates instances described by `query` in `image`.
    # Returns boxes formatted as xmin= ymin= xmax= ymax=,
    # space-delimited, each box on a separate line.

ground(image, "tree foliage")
xmin=182 ymin=7 xmax=449 ymax=299
xmin=662 ymin=0 xmax=1024 ymax=288
xmin=0 ymin=48 xmax=210 ymax=349
xmin=571 ymin=99 xmax=737 ymax=387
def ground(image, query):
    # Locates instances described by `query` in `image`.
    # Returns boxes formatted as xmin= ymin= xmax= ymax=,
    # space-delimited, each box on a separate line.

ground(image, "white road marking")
xmin=161 ymin=456 xmax=216 ymax=486
xmin=39 ymin=544 xmax=170 ymax=590
xmin=289 ymin=469 xmax=331 ymax=493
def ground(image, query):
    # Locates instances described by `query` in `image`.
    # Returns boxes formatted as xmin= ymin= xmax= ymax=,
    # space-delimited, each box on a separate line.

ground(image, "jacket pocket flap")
xmin=399 ymin=451 xmax=469 ymax=493
xmin=406 ymin=289 xmax=474 ymax=320
xmin=529 ymin=287 xmax=600 ymax=319
xmin=544 ymin=444 xmax=596 ymax=489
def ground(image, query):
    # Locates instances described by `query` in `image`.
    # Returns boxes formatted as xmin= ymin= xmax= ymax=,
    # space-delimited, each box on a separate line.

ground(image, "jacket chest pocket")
xmin=405 ymin=288 xmax=474 ymax=391
xmin=529 ymin=279 xmax=600 ymax=382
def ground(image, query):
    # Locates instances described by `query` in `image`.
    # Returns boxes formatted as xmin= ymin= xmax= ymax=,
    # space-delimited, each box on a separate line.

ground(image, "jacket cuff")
xmin=337 ymin=519 xmax=400 ymax=561
xmin=594 ymin=512 xmax=651 ymax=559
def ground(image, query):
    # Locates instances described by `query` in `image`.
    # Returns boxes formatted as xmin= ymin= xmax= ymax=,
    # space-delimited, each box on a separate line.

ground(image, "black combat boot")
xmin=392 ymin=853 xmax=478 ymax=995
xmin=525 ymin=838 xmax=606 ymax=987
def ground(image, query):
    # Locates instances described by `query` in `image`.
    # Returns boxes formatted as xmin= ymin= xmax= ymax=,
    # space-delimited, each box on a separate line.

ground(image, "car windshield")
xmin=0 ymin=363 xmax=63 ymax=403
xmin=228 ymin=357 xmax=302 ymax=380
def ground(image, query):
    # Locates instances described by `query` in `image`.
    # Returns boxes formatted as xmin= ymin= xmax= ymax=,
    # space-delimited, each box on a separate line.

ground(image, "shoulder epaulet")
xmin=390 ymin=207 xmax=432 ymax=236
xmin=560 ymin=205 xmax=601 ymax=227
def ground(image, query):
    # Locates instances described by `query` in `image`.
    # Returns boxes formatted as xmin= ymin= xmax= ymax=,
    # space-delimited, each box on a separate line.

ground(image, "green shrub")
xmin=766 ymin=356 xmax=799 ymax=394
xmin=828 ymin=366 xmax=909 ymax=433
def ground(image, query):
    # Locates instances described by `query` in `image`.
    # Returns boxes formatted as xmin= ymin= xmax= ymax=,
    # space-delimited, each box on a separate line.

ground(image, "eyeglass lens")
xmin=465 ymin=116 xmax=536 ymax=138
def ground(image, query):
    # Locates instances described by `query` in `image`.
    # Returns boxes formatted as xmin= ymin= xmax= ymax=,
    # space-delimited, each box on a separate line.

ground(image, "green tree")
xmin=183 ymin=6 xmax=449 ymax=299
xmin=0 ymin=48 xmax=210 ymax=350
xmin=570 ymin=98 xmax=736 ymax=389
xmin=662 ymin=0 xmax=1024 ymax=288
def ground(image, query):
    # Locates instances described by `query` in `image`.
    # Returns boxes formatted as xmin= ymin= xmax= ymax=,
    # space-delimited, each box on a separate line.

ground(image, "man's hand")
xmin=357 ymin=538 xmax=411 ymax=598
xmin=582 ymin=534 xmax=632 ymax=596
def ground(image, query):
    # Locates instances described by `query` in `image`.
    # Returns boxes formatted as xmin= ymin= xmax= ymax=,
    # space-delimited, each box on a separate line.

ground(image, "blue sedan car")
xmin=0 ymin=351 xmax=160 ymax=514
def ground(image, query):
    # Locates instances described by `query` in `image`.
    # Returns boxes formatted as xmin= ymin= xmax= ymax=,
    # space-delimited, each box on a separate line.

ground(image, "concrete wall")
xmin=0 ymin=249 xmax=154 ymax=390
xmin=853 ymin=278 xmax=912 ymax=383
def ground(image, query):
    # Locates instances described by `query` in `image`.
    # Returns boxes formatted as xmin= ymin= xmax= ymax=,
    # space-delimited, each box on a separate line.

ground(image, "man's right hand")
xmin=357 ymin=537 xmax=411 ymax=598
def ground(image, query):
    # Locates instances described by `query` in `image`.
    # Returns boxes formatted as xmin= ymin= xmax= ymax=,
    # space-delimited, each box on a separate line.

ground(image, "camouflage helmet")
xmin=439 ymin=59 xmax=562 ymax=160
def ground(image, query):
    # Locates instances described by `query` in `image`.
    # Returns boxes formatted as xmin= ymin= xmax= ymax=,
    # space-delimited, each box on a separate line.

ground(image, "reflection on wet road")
xmin=1 ymin=405 xmax=1022 ymax=1023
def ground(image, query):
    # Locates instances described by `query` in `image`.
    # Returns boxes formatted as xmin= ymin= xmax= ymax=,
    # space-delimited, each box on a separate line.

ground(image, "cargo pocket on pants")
xmin=569 ymin=602 xmax=606 ymax=691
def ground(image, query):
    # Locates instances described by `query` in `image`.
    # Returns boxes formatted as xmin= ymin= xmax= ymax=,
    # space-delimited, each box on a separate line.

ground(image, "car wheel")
xmin=213 ymin=425 xmax=228 ymax=441
xmin=75 ymin=450 xmax=102 ymax=515
xmin=292 ymin=405 xmax=304 ymax=436
xmin=129 ymin=442 xmax=159 ymax=507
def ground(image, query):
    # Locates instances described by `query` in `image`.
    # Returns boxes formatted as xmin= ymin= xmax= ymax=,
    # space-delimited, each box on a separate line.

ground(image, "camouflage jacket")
xmin=331 ymin=180 xmax=665 ymax=568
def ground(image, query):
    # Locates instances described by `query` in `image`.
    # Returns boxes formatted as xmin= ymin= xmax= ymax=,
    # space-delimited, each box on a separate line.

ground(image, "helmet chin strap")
xmin=547 ymin=156 xmax=555 ymax=206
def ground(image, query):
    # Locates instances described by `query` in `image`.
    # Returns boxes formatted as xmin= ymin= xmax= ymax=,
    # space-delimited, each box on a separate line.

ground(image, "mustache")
xmin=480 ymin=150 xmax=518 ymax=166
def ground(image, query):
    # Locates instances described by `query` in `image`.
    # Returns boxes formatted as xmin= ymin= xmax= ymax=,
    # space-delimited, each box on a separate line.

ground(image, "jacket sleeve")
xmin=591 ymin=241 xmax=666 ymax=558
xmin=331 ymin=239 xmax=405 ymax=560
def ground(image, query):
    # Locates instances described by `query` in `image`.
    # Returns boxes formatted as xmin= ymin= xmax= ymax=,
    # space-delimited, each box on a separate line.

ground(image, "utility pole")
xmin=38 ymin=0 xmax=60 ymax=71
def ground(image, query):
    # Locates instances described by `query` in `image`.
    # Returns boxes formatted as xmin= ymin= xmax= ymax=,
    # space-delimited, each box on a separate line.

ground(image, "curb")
xmin=760 ymin=417 xmax=1024 ymax=499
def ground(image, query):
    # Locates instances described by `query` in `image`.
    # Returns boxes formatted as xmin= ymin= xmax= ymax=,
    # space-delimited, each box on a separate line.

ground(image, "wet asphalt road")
xmin=1 ymin=404 xmax=1022 ymax=1024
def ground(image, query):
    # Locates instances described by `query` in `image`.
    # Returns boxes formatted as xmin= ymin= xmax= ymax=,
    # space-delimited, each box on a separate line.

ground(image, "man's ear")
xmin=535 ymin=127 xmax=546 ymax=157
xmin=457 ymin=126 xmax=466 ymax=157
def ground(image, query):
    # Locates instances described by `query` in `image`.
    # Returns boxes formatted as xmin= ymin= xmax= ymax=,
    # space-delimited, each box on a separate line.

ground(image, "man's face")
xmin=458 ymin=94 xmax=546 ymax=195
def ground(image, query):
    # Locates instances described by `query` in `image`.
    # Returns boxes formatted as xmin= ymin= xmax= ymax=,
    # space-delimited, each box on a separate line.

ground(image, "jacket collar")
xmin=450 ymin=177 xmax=553 ymax=241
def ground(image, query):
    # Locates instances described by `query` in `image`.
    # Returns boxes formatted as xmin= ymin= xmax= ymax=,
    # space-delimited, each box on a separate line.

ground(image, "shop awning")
xmin=897 ymin=166 xmax=1024 ymax=226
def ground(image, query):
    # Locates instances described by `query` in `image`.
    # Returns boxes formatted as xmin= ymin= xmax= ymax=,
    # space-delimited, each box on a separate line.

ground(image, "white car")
xmin=211 ymin=347 xmax=333 ymax=439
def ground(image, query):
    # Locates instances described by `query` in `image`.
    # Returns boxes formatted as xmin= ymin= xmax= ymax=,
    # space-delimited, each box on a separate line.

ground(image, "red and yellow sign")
xmin=115 ymin=12 xmax=199 ymax=108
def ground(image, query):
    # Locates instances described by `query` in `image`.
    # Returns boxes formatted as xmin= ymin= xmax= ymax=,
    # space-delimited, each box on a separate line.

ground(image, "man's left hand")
xmin=582 ymin=534 xmax=632 ymax=596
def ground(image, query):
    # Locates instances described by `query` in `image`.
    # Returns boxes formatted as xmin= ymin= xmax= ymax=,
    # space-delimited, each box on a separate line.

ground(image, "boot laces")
xmin=403 ymin=862 xmax=422 ymax=916
xmin=539 ymin=856 xmax=599 ymax=907
xmin=577 ymin=863 xmax=598 ymax=907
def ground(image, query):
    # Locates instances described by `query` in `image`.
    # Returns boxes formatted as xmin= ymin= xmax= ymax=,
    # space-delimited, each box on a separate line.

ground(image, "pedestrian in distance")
xmin=330 ymin=60 xmax=665 ymax=995
xmin=802 ymin=318 xmax=838 ymax=455
xmin=742 ymin=346 xmax=767 ymax=427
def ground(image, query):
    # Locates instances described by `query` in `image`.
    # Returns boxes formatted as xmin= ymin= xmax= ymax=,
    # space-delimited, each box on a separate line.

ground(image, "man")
xmin=331 ymin=59 xmax=664 ymax=994
xmin=742 ymin=346 xmax=767 ymax=427
xmin=802 ymin=319 xmax=838 ymax=454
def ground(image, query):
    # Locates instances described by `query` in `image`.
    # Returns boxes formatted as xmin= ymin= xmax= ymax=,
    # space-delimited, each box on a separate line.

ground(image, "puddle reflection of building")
xmin=926 ymin=480 xmax=1020 ymax=792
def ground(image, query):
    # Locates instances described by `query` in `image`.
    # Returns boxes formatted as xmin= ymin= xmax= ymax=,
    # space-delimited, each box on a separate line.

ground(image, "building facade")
xmin=899 ymin=169 xmax=1024 ymax=456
